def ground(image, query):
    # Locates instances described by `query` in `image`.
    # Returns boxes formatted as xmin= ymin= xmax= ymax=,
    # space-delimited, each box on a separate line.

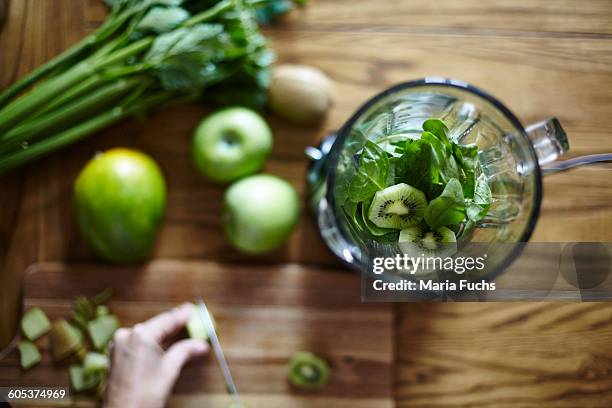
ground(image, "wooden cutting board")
xmin=0 ymin=260 xmax=394 ymax=408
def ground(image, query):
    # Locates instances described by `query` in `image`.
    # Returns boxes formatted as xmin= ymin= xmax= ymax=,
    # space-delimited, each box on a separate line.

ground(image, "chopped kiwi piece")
xmin=186 ymin=305 xmax=214 ymax=341
xmin=69 ymin=364 xmax=101 ymax=392
xmin=21 ymin=307 xmax=51 ymax=341
xmin=398 ymin=225 xmax=457 ymax=259
xmin=288 ymin=351 xmax=331 ymax=390
xmin=83 ymin=352 xmax=110 ymax=377
xmin=18 ymin=340 xmax=41 ymax=370
xmin=368 ymin=184 xmax=427 ymax=229
xmin=88 ymin=315 xmax=119 ymax=351
xmin=50 ymin=319 xmax=83 ymax=361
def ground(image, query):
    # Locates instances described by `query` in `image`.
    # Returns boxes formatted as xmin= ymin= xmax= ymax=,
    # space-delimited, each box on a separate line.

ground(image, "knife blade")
xmin=195 ymin=296 xmax=242 ymax=406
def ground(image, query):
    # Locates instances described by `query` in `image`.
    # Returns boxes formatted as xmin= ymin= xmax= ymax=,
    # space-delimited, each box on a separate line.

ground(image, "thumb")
xmin=163 ymin=339 xmax=209 ymax=383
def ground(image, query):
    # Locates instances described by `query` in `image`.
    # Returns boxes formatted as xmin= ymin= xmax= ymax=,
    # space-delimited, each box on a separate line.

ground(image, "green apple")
xmin=74 ymin=148 xmax=167 ymax=263
xmin=223 ymin=174 xmax=299 ymax=254
xmin=193 ymin=107 xmax=273 ymax=183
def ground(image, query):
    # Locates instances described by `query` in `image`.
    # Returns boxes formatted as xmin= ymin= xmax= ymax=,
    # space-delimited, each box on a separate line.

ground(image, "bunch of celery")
xmin=0 ymin=0 xmax=296 ymax=174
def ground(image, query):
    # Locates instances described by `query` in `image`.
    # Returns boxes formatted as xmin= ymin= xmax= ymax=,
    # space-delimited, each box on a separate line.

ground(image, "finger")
xmin=138 ymin=303 xmax=194 ymax=343
xmin=112 ymin=328 xmax=130 ymax=345
xmin=162 ymin=339 xmax=209 ymax=383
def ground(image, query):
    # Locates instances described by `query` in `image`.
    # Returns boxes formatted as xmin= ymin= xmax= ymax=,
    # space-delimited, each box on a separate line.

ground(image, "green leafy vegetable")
xmin=0 ymin=0 xmax=303 ymax=174
xmin=341 ymin=117 xmax=492 ymax=246
xmin=396 ymin=140 xmax=438 ymax=200
xmin=423 ymin=118 xmax=452 ymax=153
xmin=348 ymin=141 xmax=389 ymax=202
xmin=424 ymin=178 xmax=466 ymax=230
xmin=453 ymin=143 xmax=478 ymax=197
xmin=466 ymin=173 xmax=492 ymax=223
xmin=136 ymin=6 xmax=190 ymax=33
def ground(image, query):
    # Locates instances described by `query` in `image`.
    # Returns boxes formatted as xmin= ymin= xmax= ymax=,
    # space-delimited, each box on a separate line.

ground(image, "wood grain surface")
xmin=1 ymin=261 xmax=393 ymax=407
xmin=1 ymin=0 xmax=612 ymax=407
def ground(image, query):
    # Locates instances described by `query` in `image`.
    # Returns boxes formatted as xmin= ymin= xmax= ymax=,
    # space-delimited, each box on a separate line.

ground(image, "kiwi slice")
xmin=368 ymin=183 xmax=427 ymax=229
xmin=288 ymin=351 xmax=330 ymax=390
xmin=398 ymin=225 xmax=457 ymax=259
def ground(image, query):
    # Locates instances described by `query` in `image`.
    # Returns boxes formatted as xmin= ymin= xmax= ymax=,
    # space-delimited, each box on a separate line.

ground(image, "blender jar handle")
xmin=526 ymin=117 xmax=612 ymax=175
xmin=525 ymin=117 xmax=569 ymax=165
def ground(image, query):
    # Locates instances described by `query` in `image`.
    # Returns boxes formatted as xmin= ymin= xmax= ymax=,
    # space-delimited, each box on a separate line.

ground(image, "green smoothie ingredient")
xmin=342 ymin=118 xmax=492 ymax=258
xmin=287 ymin=351 xmax=331 ymax=390
xmin=83 ymin=352 xmax=111 ymax=377
xmin=368 ymin=183 xmax=427 ymax=229
xmin=193 ymin=107 xmax=273 ymax=183
xmin=18 ymin=288 xmax=118 ymax=400
xmin=21 ymin=307 xmax=51 ymax=341
xmin=398 ymin=225 xmax=457 ymax=259
xmin=0 ymin=0 xmax=306 ymax=174
xmin=70 ymin=365 xmax=102 ymax=393
xmin=50 ymin=320 xmax=84 ymax=361
xmin=186 ymin=306 xmax=213 ymax=341
xmin=268 ymin=64 xmax=334 ymax=125
xmin=74 ymin=148 xmax=167 ymax=263
xmin=223 ymin=174 xmax=300 ymax=254
xmin=88 ymin=315 xmax=120 ymax=351
xmin=18 ymin=341 xmax=41 ymax=370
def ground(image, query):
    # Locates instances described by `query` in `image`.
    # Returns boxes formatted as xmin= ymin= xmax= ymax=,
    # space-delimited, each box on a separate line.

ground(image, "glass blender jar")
xmin=307 ymin=78 xmax=611 ymax=285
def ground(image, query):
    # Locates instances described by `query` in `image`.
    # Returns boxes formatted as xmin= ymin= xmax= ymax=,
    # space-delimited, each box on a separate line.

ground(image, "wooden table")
xmin=1 ymin=0 xmax=612 ymax=406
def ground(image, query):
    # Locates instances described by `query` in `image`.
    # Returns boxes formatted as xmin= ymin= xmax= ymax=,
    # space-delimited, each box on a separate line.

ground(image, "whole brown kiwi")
xmin=268 ymin=64 xmax=334 ymax=125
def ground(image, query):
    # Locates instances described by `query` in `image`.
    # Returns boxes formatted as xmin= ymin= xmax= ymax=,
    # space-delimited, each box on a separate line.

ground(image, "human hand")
xmin=103 ymin=303 xmax=209 ymax=408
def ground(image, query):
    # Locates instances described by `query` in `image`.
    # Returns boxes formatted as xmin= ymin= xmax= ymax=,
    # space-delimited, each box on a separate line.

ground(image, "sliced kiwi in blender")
xmin=398 ymin=225 xmax=457 ymax=259
xmin=368 ymin=183 xmax=427 ymax=229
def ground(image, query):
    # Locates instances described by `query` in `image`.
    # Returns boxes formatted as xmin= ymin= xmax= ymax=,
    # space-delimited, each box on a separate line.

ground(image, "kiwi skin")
xmin=368 ymin=183 xmax=427 ymax=229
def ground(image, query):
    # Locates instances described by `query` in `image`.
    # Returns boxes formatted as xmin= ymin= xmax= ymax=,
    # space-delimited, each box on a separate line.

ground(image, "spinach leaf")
xmin=348 ymin=141 xmax=389 ymax=202
xmin=396 ymin=140 xmax=438 ymax=200
xmin=423 ymin=118 xmax=452 ymax=153
xmin=453 ymin=144 xmax=478 ymax=197
xmin=420 ymin=131 xmax=445 ymax=169
xmin=424 ymin=178 xmax=465 ymax=229
xmin=474 ymin=173 xmax=492 ymax=205
xmin=425 ymin=197 xmax=466 ymax=230
xmin=342 ymin=199 xmax=366 ymax=232
xmin=440 ymin=178 xmax=463 ymax=201
xmin=454 ymin=144 xmax=478 ymax=170
xmin=465 ymin=173 xmax=492 ymax=222
xmin=441 ymin=153 xmax=462 ymax=184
